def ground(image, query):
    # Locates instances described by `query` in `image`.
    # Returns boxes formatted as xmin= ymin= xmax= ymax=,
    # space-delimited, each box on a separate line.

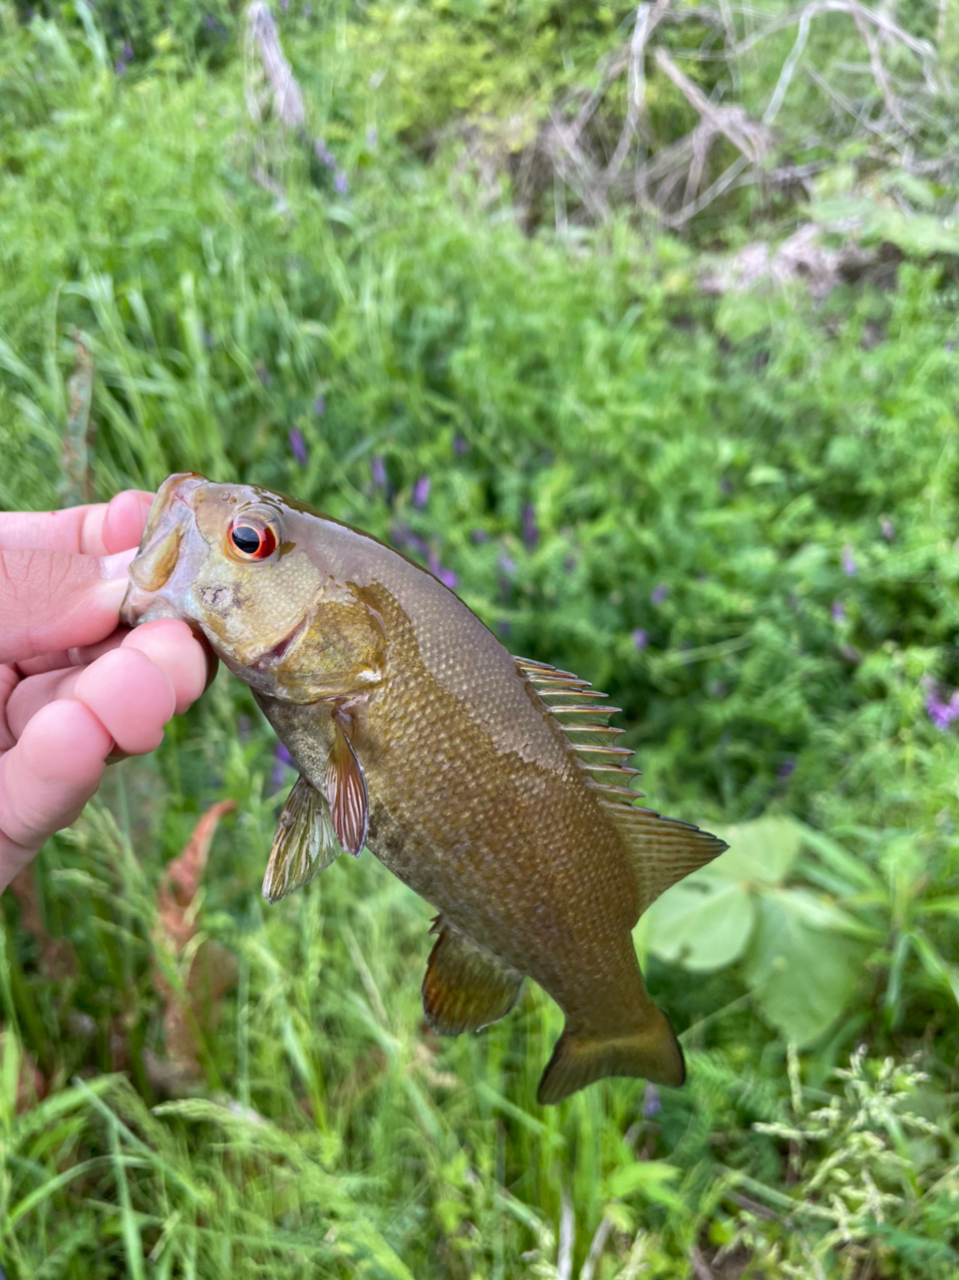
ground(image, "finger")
xmin=18 ymin=624 xmax=128 ymax=675
xmin=0 ymin=666 xmax=18 ymax=751
xmin=0 ymin=490 xmax=154 ymax=557
xmin=72 ymin=648 xmax=176 ymax=755
xmin=5 ymin=622 xmax=214 ymax=743
xmin=4 ymin=666 xmax=77 ymax=741
xmin=119 ymin=619 xmax=213 ymax=714
xmin=0 ymin=698 xmax=112 ymax=886
xmin=15 ymin=651 xmax=78 ymax=678
xmin=100 ymin=491 xmax=156 ymax=555
xmin=0 ymin=547 xmax=135 ymax=666
xmin=67 ymin=628 xmax=130 ymax=668
xmin=4 ymin=649 xmax=175 ymax=755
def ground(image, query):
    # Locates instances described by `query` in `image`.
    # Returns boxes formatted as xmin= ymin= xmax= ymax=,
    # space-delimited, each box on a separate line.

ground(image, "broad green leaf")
xmin=745 ymin=894 xmax=869 ymax=1046
xmin=792 ymin=822 xmax=883 ymax=894
xmin=708 ymin=818 xmax=804 ymax=886
xmin=912 ymin=931 xmax=959 ymax=1008
xmin=769 ymin=887 xmax=879 ymax=940
xmin=605 ymin=1161 xmax=684 ymax=1212
xmin=715 ymin=291 xmax=771 ymax=342
xmin=645 ymin=876 xmax=754 ymax=972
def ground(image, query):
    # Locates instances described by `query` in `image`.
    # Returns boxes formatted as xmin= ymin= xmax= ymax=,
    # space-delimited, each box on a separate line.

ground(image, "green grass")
xmin=2 ymin=3 xmax=959 ymax=1276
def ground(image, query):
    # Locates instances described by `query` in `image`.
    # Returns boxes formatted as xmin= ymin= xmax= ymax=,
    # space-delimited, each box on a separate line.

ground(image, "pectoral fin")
xmin=423 ymin=920 xmax=524 ymax=1035
xmin=326 ymin=712 xmax=368 ymax=856
xmin=263 ymin=774 xmax=342 ymax=903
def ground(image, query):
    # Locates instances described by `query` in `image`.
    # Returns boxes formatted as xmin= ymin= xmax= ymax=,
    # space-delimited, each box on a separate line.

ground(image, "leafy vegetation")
xmin=2 ymin=1 xmax=959 ymax=1275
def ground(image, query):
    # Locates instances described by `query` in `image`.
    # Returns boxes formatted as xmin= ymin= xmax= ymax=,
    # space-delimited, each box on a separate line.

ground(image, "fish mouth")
xmin=120 ymin=473 xmax=206 ymax=628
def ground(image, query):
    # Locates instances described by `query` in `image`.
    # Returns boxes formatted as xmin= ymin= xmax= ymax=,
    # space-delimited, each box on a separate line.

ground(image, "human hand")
xmin=0 ymin=490 xmax=215 ymax=893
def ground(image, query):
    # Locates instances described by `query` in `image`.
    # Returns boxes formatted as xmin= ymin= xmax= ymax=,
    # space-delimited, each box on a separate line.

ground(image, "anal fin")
xmin=537 ymin=1004 xmax=685 ymax=1105
xmin=263 ymin=774 xmax=343 ymax=903
xmin=422 ymin=922 xmax=524 ymax=1035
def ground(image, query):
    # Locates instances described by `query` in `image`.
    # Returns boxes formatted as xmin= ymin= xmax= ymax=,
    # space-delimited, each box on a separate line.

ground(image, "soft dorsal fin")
xmin=515 ymin=656 xmax=727 ymax=914
xmin=602 ymin=806 xmax=727 ymax=915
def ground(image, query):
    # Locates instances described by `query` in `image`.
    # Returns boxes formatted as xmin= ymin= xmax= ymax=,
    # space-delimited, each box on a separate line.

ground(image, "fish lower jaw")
xmin=120 ymin=585 xmax=189 ymax=629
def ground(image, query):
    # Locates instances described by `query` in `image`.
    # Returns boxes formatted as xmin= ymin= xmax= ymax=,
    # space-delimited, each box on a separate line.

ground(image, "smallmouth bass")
xmin=121 ymin=473 xmax=727 ymax=1104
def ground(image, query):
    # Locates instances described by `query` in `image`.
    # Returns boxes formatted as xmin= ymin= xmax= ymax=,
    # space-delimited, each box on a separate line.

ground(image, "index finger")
xmin=0 ymin=490 xmax=155 ymax=557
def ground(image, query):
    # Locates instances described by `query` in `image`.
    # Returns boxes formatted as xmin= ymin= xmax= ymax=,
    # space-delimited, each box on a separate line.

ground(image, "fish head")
xmin=121 ymin=473 xmax=383 ymax=704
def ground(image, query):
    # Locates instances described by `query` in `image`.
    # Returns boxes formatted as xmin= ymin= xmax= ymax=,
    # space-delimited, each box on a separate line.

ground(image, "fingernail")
xmin=100 ymin=547 xmax=138 ymax=580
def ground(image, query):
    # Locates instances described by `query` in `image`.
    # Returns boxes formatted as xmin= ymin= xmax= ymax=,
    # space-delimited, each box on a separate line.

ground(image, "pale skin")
xmin=0 ymin=490 xmax=213 ymax=894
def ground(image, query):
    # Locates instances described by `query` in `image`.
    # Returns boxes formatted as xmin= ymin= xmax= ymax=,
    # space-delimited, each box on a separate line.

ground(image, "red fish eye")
xmin=229 ymin=519 xmax=277 ymax=560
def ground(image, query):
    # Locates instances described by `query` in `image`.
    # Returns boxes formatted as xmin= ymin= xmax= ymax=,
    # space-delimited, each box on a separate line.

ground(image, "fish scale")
xmin=121 ymin=473 xmax=728 ymax=1104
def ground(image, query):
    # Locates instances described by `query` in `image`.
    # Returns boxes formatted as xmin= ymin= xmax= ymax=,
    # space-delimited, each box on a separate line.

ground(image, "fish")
xmin=121 ymin=473 xmax=727 ymax=1104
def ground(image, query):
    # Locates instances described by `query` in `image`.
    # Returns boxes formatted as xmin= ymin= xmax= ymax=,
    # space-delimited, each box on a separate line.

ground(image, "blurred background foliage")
xmin=1 ymin=0 xmax=959 ymax=1276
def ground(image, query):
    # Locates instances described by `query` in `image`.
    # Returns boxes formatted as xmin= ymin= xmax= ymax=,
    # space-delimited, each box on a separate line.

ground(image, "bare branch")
xmin=579 ymin=1215 xmax=614 ymax=1280
xmin=850 ymin=3 xmax=911 ymax=132
xmin=656 ymin=48 xmax=769 ymax=164
xmin=557 ymin=1187 xmax=575 ymax=1280
xmin=601 ymin=3 xmax=656 ymax=191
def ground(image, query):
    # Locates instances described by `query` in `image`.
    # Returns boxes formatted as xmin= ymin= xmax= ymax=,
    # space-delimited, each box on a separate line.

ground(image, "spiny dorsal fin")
xmin=515 ymin=656 xmax=638 ymax=786
xmin=515 ymin=656 xmax=727 ymax=914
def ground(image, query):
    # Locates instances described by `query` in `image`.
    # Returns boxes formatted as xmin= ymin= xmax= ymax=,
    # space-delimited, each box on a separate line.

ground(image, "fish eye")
xmin=228 ymin=515 xmax=278 ymax=561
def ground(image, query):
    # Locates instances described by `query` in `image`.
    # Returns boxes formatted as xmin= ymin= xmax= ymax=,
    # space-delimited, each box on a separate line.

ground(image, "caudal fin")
xmin=536 ymin=1005 xmax=685 ymax=1105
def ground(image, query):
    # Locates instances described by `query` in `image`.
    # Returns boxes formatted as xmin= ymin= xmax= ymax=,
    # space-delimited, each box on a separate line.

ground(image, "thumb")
xmin=0 ymin=548 xmax=136 ymax=666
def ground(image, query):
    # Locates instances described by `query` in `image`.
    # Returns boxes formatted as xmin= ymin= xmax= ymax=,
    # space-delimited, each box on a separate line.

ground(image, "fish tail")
xmin=536 ymin=1005 xmax=685 ymax=1105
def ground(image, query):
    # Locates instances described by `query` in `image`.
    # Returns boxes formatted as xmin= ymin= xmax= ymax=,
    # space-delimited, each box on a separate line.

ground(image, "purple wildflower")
xmin=453 ymin=434 xmax=468 ymax=456
xmin=651 ymin=583 xmax=669 ymax=606
xmin=280 ymin=0 xmax=289 ymax=10
xmin=564 ymin=556 xmax=576 ymax=573
xmin=522 ymin=503 xmax=539 ymax=550
xmin=366 ymin=125 xmax=378 ymax=148
xmin=288 ymin=427 xmax=307 ymax=466
xmin=413 ymin=475 xmax=431 ymax=509
xmin=371 ymin=455 xmax=387 ymax=488
xmin=832 ymin=600 xmax=846 ymax=624
xmin=499 ymin=554 xmax=517 ymax=577
xmin=335 ymin=171 xmax=349 ymax=195
xmin=314 ymin=141 xmax=335 ymax=169
xmin=390 ymin=524 xmax=428 ymax=557
xmin=428 ymin=551 xmax=458 ymax=590
xmin=777 ymin=758 xmax=796 ymax=779
xmin=632 ymin=628 xmax=648 ymax=651
xmin=642 ymin=1083 xmax=661 ymax=1118
xmin=926 ymin=689 xmax=959 ymax=731
xmin=471 ymin=529 xmax=490 ymax=544
xmin=313 ymin=395 xmax=326 ymax=416
xmin=115 ymin=39 xmax=132 ymax=75
xmin=880 ymin=516 xmax=894 ymax=541
xmin=271 ymin=742 xmax=293 ymax=794
xmin=842 ymin=544 xmax=857 ymax=576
